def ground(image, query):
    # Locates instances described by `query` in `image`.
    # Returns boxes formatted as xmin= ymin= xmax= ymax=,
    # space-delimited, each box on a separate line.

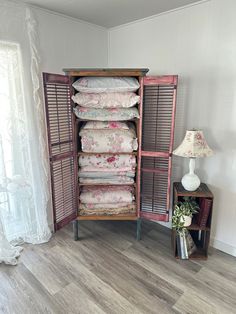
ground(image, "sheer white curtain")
xmin=0 ymin=1 xmax=51 ymax=265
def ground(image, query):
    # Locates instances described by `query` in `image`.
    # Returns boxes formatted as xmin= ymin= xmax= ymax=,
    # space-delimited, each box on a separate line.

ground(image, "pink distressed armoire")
xmin=43 ymin=68 xmax=178 ymax=240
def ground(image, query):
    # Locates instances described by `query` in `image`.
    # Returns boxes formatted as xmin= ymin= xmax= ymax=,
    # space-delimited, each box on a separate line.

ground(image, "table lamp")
xmin=173 ymin=130 xmax=213 ymax=191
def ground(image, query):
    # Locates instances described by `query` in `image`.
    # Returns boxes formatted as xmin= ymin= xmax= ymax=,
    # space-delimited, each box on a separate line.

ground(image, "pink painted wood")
xmin=144 ymin=75 xmax=177 ymax=85
xmin=136 ymin=77 xmax=144 ymax=218
xmin=139 ymin=75 xmax=178 ymax=221
xmin=140 ymin=211 xmax=169 ymax=222
xmin=43 ymin=73 xmax=77 ymax=231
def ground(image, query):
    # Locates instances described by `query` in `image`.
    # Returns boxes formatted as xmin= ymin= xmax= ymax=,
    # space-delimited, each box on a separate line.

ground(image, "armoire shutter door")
xmin=43 ymin=73 xmax=76 ymax=230
xmin=140 ymin=76 xmax=177 ymax=221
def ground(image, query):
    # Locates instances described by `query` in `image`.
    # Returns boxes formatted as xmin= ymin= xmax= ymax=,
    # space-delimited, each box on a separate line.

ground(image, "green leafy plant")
xmin=174 ymin=197 xmax=199 ymax=217
xmin=172 ymin=197 xmax=199 ymax=234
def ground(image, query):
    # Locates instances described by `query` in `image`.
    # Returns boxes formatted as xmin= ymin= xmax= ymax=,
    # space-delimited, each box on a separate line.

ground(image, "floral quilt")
xmin=83 ymin=121 xmax=129 ymax=130
xmin=79 ymin=128 xmax=138 ymax=153
xmin=78 ymin=154 xmax=136 ymax=169
xmin=79 ymin=185 xmax=134 ymax=204
xmin=79 ymin=177 xmax=134 ymax=184
xmin=72 ymin=92 xmax=140 ymax=108
xmin=74 ymin=106 xmax=139 ymax=121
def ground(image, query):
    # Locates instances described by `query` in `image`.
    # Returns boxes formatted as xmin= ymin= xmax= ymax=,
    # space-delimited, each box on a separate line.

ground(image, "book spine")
xmin=199 ymin=198 xmax=212 ymax=227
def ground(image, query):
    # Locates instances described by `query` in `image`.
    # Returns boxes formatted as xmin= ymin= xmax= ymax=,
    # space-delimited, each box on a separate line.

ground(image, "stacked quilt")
xmin=79 ymin=152 xmax=136 ymax=185
xmin=72 ymin=77 xmax=140 ymax=216
xmin=79 ymin=186 xmax=136 ymax=216
xmin=79 ymin=121 xmax=138 ymax=153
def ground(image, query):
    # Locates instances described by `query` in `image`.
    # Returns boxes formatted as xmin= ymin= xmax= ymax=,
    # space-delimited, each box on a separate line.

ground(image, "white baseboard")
xmin=210 ymin=238 xmax=236 ymax=257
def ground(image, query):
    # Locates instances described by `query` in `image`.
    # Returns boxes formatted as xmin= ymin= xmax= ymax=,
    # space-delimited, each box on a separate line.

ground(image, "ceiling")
xmin=22 ymin=0 xmax=202 ymax=28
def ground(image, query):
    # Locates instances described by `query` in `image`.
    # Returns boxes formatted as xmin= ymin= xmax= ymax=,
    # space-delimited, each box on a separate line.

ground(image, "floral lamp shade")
xmin=173 ymin=130 xmax=213 ymax=158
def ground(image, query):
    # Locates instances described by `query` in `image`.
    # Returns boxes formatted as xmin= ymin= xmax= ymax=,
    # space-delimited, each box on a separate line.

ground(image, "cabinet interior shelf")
xmin=77 ymin=214 xmax=137 ymax=221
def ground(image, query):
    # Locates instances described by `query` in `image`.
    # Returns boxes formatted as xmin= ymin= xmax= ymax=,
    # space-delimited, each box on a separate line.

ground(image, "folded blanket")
xmin=79 ymin=128 xmax=138 ymax=153
xmin=79 ymin=204 xmax=136 ymax=216
xmin=83 ymin=121 xmax=129 ymax=130
xmin=80 ymin=185 xmax=134 ymax=204
xmin=74 ymin=106 xmax=139 ymax=121
xmin=72 ymin=92 xmax=140 ymax=108
xmin=79 ymin=177 xmax=134 ymax=184
xmin=79 ymin=166 xmax=135 ymax=172
xmin=79 ymin=154 xmax=136 ymax=169
xmin=79 ymin=202 xmax=135 ymax=209
xmin=79 ymin=170 xmax=135 ymax=178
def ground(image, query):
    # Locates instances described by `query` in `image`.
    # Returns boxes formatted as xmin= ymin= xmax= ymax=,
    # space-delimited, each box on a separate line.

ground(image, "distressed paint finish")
xmin=43 ymin=72 xmax=76 ymax=231
xmin=140 ymin=75 xmax=178 ymax=221
xmin=144 ymin=75 xmax=177 ymax=85
xmin=63 ymin=68 xmax=149 ymax=77
xmin=43 ymin=69 xmax=178 ymax=234
xmin=136 ymin=77 xmax=144 ymax=218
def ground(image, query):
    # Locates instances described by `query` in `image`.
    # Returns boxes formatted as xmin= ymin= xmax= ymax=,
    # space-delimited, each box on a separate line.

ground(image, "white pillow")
xmin=72 ymin=77 xmax=140 ymax=93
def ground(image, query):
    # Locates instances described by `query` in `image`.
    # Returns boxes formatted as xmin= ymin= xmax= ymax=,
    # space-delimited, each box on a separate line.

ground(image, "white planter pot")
xmin=180 ymin=215 xmax=192 ymax=227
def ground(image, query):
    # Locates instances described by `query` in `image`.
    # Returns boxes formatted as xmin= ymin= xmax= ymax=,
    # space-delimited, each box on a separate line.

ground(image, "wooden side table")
xmin=171 ymin=182 xmax=214 ymax=260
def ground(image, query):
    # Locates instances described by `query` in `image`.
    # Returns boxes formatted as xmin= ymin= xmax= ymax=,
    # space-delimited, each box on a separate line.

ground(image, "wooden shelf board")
xmin=187 ymin=223 xmax=210 ymax=231
xmin=77 ymin=214 xmax=138 ymax=221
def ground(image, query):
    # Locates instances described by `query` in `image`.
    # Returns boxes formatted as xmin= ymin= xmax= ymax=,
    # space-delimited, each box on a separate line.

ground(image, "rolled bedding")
xmin=74 ymin=106 xmax=139 ymax=121
xmin=79 ymin=185 xmax=135 ymax=204
xmin=80 ymin=202 xmax=135 ymax=210
xmin=78 ymin=205 xmax=136 ymax=216
xmin=72 ymin=92 xmax=140 ymax=108
xmin=79 ymin=169 xmax=135 ymax=178
xmin=79 ymin=153 xmax=136 ymax=169
xmin=79 ymin=123 xmax=138 ymax=153
xmin=79 ymin=177 xmax=134 ymax=184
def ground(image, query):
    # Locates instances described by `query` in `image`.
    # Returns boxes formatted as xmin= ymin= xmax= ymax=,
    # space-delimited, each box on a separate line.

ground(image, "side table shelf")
xmin=171 ymin=182 xmax=214 ymax=260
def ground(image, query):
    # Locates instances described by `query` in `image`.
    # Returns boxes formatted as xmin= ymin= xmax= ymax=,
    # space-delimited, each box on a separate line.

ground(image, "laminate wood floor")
xmin=1 ymin=220 xmax=236 ymax=314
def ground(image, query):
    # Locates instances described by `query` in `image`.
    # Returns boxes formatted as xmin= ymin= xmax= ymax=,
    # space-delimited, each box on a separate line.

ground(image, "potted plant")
xmin=172 ymin=197 xmax=199 ymax=259
xmin=173 ymin=196 xmax=199 ymax=227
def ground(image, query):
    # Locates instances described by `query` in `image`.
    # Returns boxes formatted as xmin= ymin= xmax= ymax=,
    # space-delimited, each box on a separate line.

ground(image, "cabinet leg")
xmin=73 ymin=220 xmax=79 ymax=241
xmin=136 ymin=218 xmax=141 ymax=241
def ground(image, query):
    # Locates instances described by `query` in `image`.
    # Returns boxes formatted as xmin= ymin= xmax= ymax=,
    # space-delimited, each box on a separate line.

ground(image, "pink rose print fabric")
xmin=79 ymin=126 xmax=138 ymax=153
xmin=79 ymin=185 xmax=134 ymax=204
xmin=72 ymin=92 xmax=140 ymax=108
xmin=79 ymin=154 xmax=136 ymax=169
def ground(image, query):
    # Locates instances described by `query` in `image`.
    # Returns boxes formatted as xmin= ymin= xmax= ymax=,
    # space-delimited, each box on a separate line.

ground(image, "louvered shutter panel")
xmin=43 ymin=73 xmax=77 ymax=230
xmin=139 ymin=76 xmax=177 ymax=221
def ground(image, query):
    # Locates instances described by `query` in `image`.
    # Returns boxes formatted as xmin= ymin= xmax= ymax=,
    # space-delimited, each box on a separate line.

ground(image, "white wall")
xmin=109 ymin=0 xmax=236 ymax=256
xmin=32 ymin=7 xmax=108 ymax=74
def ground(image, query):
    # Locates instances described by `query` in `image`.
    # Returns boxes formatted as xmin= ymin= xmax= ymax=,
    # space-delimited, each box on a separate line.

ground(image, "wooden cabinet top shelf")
xmin=63 ymin=68 xmax=149 ymax=77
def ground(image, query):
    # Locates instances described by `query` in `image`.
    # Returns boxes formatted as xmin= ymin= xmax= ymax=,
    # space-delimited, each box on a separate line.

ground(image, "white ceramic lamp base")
xmin=181 ymin=158 xmax=200 ymax=191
